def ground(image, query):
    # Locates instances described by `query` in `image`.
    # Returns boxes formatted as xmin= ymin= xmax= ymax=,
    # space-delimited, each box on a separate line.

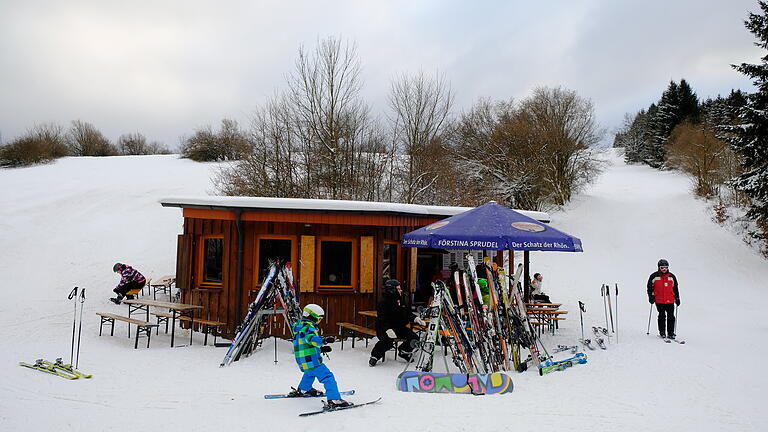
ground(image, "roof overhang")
xmin=159 ymin=196 xmax=550 ymax=223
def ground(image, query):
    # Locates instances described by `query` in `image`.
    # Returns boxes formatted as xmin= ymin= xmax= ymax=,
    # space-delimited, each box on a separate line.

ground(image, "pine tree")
xmin=677 ymin=79 xmax=701 ymax=122
xmin=725 ymin=1 xmax=768 ymax=247
xmin=645 ymin=81 xmax=680 ymax=167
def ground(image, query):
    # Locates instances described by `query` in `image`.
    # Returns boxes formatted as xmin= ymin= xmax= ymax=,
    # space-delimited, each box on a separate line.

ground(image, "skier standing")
xmin=110 ymin=263 xmax=146 ymax=304
xmin=369 ymin=279 xmax=425 ymax=367
xmin=289 ymin=304 xmax=350 ymax=408
xmin=646 ymin=259 xmax=681 ymax=339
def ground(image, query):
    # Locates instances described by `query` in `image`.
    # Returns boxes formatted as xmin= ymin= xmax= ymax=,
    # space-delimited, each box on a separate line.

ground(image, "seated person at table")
xmin=369 ymin=279 xmax=426 ymax=367
xmin=110 ymin=262 xmax=146 ymax=304
xmin=531 ymin=273 xmax=551 ymax=303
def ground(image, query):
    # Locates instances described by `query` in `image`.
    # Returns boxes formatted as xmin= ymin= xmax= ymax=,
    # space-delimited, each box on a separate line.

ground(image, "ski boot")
xmin=109 ymin=297 xmax=122 ymax=305
xmin=327 ymin=399 xmax=352 ymax=408
xmin=287 ymin=387 xmax=324 ymax=397
xmin=368 ymin=356 xmax=378 ymax=367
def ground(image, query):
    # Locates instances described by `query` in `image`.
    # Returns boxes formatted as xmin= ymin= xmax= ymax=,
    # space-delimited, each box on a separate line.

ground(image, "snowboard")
xmin=396 ymin=371 xmax=513 ymax=395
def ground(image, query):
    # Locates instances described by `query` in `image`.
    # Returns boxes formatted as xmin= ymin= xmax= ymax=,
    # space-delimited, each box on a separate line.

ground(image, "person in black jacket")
xmin=369 ymin=279 xmax=425 ymax=367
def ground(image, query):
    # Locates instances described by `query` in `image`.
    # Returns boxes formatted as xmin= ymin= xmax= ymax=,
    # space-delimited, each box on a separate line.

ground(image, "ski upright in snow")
xmin=264 ymin=390 xmax=355 ymax=399
xmin=298 ymin=397 xmax=381 ymax=417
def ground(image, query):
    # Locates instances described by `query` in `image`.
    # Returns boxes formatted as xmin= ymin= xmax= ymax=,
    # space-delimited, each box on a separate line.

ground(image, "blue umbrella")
xmin=401 ymin=202 xmax=583 ymax=252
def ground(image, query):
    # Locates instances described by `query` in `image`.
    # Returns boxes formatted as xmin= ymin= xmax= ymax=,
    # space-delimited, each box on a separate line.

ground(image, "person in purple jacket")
xmin=110 ymin=263 xmax=146 ymax=304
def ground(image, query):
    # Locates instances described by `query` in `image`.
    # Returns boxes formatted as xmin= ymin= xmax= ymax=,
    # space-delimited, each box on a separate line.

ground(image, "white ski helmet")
xmin=302 ymin=304 xmax=325 ymax=321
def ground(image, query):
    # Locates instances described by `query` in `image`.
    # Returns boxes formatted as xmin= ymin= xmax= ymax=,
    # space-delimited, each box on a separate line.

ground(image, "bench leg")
xmin=203 ymin=325 xmax=209 ymax=346
xmin=134 ymin=325 xmax=139 ymax=349
xmin=147 ymin=328 xmax=151 ymax=348
xmin=99 ymin=317 xmax=104 ymax=336
xmin=110 ymin=319 xmax=115 ymax=336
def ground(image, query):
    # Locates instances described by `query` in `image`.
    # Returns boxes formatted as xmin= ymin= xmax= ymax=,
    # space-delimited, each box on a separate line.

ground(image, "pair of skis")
xmin=264 ymin=390 xmax=380 ymax=416
xmin=539 ymin=352 xmax=587 ymax=375
xmin=19 ymin=358 xmax=92 ymax=380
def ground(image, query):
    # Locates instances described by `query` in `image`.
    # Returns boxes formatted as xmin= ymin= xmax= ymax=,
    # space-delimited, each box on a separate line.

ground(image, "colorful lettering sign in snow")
xmin=396 ymin=371 xmax=513 ymax=395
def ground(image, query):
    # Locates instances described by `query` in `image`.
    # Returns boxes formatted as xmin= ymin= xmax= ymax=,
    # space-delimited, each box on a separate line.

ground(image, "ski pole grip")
xmin=80 ymin=289 xmax=86 ymax=301
xmin=68 ymin=287 xmax=78 ymax=300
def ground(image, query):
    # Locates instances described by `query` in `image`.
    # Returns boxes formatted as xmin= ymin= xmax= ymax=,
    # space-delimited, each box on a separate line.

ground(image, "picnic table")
xmin=122 ymin=299 xmax=203 ymax=347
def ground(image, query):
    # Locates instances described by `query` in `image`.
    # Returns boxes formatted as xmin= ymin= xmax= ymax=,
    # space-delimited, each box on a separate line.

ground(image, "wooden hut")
xmin=160 ymin=197 xmax=547 ymax=338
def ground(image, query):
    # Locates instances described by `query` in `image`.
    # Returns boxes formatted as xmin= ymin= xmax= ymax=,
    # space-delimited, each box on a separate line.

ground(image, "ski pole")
xmin=674 ymin=303 xmax=679 ymax=336
xmin=646 ymin=303 xmax=653 ymax=335
xmin=606 ymin=283 xmax=614 ymax=333
xmin=75 ymin=289 xmax=85 ymax=369
xmin=578 ymin=301 xmax=586 ymax=341
xmin=601 ymin=285 xmax=609 ymax=334
xmin=615 ymin=283 xmax=619 ymax=344
xmin=68 ymin=287 xmax=78 ymax=365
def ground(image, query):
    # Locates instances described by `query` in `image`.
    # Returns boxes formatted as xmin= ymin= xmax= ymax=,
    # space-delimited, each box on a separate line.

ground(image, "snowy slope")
xmin=0 ymin=150 xmax=766 ymax=431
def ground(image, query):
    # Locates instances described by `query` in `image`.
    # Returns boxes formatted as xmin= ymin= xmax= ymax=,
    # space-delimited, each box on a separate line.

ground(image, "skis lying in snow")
xmin=19 ymin=358 xmax=91 ymax=380
xmin=592 ymin=327 xmax=607 ymax=350
xmin=264 ymin=390 xmax=355 ymax=399
xmin=580 ymin=339 xmax=596 ymax=350
xmin=298 ymin=397 xmax=381 ymax=417
xmin=539 ymin=353 xmax=587 ymax=376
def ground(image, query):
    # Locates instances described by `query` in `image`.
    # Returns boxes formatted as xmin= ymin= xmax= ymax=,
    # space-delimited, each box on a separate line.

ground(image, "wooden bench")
xmin=337 ymin=322 xmax=406 ymax=361
xmin=150 ymin=275 xmax=176 ymax=300
xmin=152 ymin=312 xmax=225 ymax=346
xmin=96 ymin=312 xmax=158 ymax=349
xmin=337 ymin=322 xmax=376 ymax=349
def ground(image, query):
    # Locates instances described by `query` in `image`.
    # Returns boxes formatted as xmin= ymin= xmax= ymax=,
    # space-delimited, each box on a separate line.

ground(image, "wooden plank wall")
xmin=179 ymin=216 xmax=427 ymax=338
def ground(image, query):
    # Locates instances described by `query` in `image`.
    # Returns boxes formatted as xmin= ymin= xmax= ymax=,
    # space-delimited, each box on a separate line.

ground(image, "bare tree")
xmin=215 ymin=37 xmax=392 ymax=200
xmin=117 ymin=132 xmax=169 ymax=155
xmin=518 ymin=87 xmax=603 ymax=206
xmin=388 ymin=71 xmax=454 ymax=203
xmin=0 ymin=123 xmax=69 ymax=167
xmin=181 ymin=119 xmax=251 ymax=162
xmin=67 ymin=120 xmax=117 ymax=156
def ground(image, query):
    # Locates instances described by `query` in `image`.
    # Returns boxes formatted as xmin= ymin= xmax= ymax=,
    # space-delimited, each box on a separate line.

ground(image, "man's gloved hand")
xmin=385 ymin=329 xmax=397 ymax=339
xmin=414 ymin=317 xmax=426 ymax=327
xmin=323 ymin=336 xmax=335 ymax=344
xmin=321 ymin=345 xmax=332 ymax=353
xmin=648 ymin=295 xmax=655 ymax=304
xmin=675 ymin=299 xmax=681 ymax=306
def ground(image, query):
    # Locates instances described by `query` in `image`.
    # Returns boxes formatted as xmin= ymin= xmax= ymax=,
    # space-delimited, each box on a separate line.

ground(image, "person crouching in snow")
xmin=289 ymin=304 xmax=350 ymax=408
xmin=369 ymin=279 xmax=426 ymax=367
xmin=110 ymin=263 xmax=146 ymax=304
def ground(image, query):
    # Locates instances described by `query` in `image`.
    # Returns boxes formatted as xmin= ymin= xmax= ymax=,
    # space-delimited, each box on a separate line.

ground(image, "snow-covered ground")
xmin=1 ymin=150 xmax=766 ymax=431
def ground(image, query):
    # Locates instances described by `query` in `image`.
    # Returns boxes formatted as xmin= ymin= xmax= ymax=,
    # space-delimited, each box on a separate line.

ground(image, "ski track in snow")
xmin=0 ymin=151 xmax=766 ymax=431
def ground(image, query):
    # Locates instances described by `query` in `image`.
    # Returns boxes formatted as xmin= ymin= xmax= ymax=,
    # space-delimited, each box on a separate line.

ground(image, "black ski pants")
xmin=656 ymin=303 xmax=676 ymax=336
xmin=371 ymin=327 xmax=418 ymax=360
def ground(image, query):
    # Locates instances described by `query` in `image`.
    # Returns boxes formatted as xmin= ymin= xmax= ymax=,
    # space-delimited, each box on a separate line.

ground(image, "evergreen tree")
xmin=725 ymin=1 xmax=768 ymax=243
xmin=645 ymin=81 xmax=680 ymax=167
xmin=677 ymin=79 xmax=701 ymax=122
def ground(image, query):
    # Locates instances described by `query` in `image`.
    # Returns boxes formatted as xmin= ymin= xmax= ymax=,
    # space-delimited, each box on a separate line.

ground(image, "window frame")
xmin=382 ymin=240 xmax=401 ymax=283
xmin=197 ymin=235 xmax=224 ymax=288
xmin=253 ymin=234 xmax=298 ymax=287
xmin=316 ymin=236 xmax=358 ymax=291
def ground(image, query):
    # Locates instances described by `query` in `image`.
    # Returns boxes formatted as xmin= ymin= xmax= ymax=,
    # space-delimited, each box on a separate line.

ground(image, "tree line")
xmin=0 ymin=121 xmax=169 ymax=167
xmin=613 ymin=1 xmax=768 ymax=256
xmin=201 ymin=37 xmax=602 ymax=212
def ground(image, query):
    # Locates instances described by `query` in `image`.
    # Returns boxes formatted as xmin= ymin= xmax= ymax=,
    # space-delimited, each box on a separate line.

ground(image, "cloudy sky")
xmin=0 ymin=0 xmax=763 ymax=148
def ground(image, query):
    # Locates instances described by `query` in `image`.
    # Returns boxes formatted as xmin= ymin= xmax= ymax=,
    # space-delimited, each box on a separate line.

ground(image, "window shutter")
xmin=409 ymin=247 xmax=417 ymax=292
xmin=300 ymin=235 xmax=315 ymax=293
xmin=359 ymin=236 xmax=374 ymax=293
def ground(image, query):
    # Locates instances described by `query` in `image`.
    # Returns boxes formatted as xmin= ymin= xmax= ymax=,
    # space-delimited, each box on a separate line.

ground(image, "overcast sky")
xmin=0 ymin=0 xmax=763 ymax=148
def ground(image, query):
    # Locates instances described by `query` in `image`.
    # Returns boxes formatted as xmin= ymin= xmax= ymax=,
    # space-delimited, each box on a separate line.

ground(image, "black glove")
xmin=648 ymin=295 xmax=655 ymax=304
xmin=321 ymin=345 xmax=332 ymax=353
xmin=675 ymin=299 xmax=680 ymax=306
xmin=323 ymin=336 xmax=335 ymax=344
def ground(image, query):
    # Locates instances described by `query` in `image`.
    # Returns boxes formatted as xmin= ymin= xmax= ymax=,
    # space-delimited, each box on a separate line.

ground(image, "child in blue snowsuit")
xmin=290 ymin=304 xmax=350 ymax=408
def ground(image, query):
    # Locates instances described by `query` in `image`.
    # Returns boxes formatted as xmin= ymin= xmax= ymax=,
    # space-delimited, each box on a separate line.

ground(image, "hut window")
xmin=202 ymin=236 xmax=223 ymax=284
xmin=383 ymin=242 xmax=398 ymax=283
xmin=319 ymin=240 xmax=353 ymax=288
xmin=257 ymin=238 xmax=293 ymax=282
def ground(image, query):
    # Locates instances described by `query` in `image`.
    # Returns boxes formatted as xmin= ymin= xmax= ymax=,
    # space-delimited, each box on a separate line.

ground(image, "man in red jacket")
xmin=647 ymin=259 xmax=681 ymax=339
